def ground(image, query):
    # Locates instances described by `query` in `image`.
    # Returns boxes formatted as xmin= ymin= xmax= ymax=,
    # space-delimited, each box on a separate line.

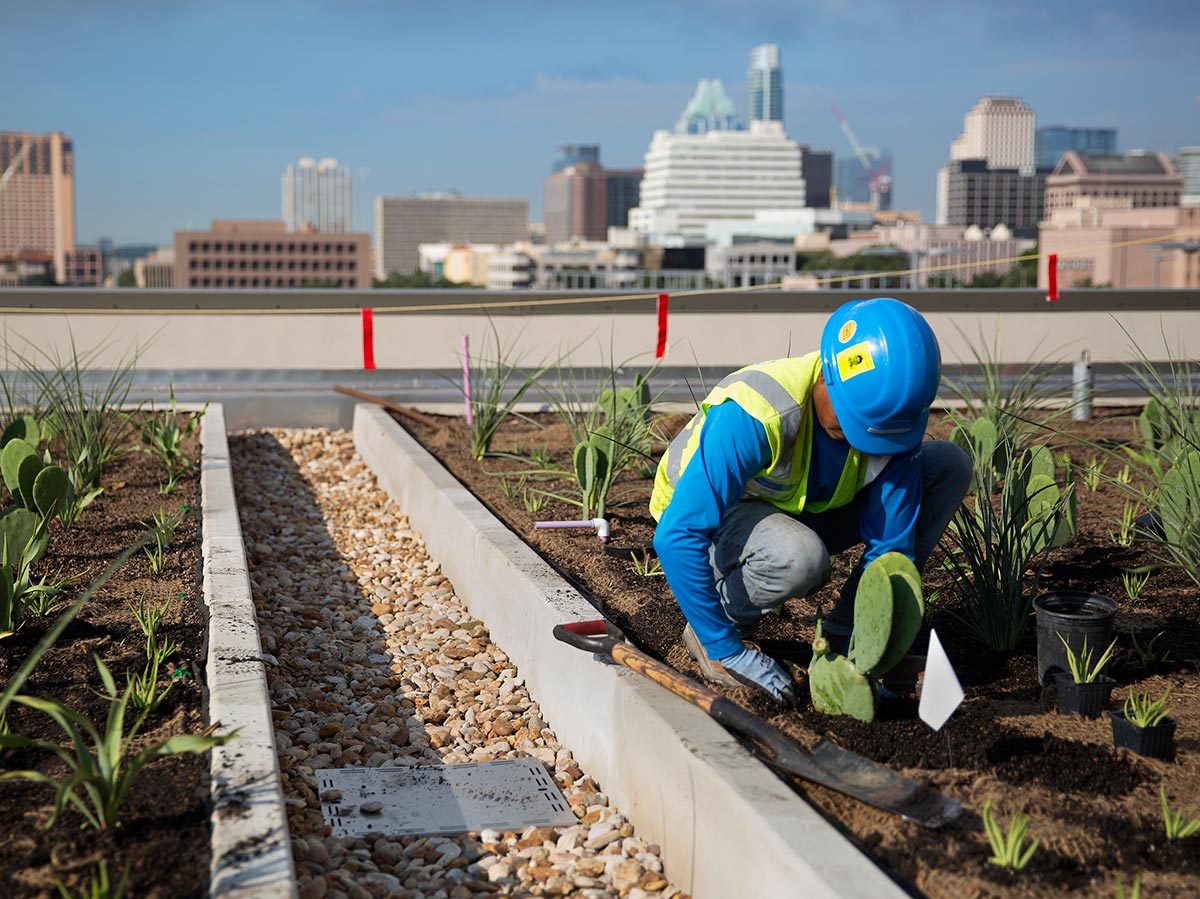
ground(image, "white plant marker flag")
xmin=919 ymin=629 xmax=964 ymax=731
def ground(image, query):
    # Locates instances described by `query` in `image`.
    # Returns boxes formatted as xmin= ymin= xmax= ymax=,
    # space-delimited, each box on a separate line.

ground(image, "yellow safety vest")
xmin=650 ymin=353 xmax=882 ymax=521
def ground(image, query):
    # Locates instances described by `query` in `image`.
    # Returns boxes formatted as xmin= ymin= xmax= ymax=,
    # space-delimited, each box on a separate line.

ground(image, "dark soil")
xmin=0 ymin=426 xmax=210 ymax=898
xmin=398 ymin=405 xmax=1200 ymax=899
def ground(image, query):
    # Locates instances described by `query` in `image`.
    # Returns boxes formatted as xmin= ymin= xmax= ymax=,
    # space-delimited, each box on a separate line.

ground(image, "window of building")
xmin=203 ymin=277 xmax=211 ymax=287
xmin=336 ymin=279 xmax=344 ymax=288
xmin=202 ymin=242 xmax=210 ymax=252
xmin=239 ymin=242 xmax=247 ymax=252
xmin=240 ymin=278 xmax=248 ymax=287
xmin=288 ymin=261 xmax=296 ymax=270
xmin=336 ymin=261 xmax=344 ymax=271
xmin=213 ymin=278 xmax=223 ymax=287
xmin=238 ymin=260 xmax=246 ymax=269
xmin=324 ymin=260 xmax=332 ymax=270
xmin=189 ymin=242 xmax=198 ymax=252
xmin=300 ymin=261 xmax=309 ymax=271
xmin=336 ymin=243 xmax=345 ymax=253
xmin=214 ymin=260 xmax=223 ymax=270
xmin=324 ymin=243 xmax=332 ymax=253
xmin=251 ymin=243 xmax=259 ymax=252
xmin=189 ymin=260 xmax=198 ymax=270
xmin=190 ymin=278 xmax=198 ymax=287
xmin=262 ymin=243 xmax=271 ymax=254
xmin=276 ymin=260 xmax=284 ymax=270
xmin=288 ymin=243 xmax=296 ymax=252
xmin=276 ymin=243 xmax=284 ymax=252
xmin=202 ymin=260 xmax=211 ymax=270
xmin=348 ymin=261 xmax=356 ymax=271
xmin=288 ymin=278 xmax=297 ymax=287
xmin=251 ymin=278 xmax=260 ymax=287
xmin=251 ymin=260 xmax=260 ymax=270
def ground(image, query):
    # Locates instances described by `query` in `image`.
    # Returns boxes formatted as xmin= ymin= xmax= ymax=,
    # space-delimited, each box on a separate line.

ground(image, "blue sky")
xmin=3 ymin=0 xmax=1197 ymax=245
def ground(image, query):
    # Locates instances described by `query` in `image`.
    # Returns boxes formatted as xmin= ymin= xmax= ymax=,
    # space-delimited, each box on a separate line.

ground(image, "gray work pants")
xmin=709 ymin=440 xmax=972 ymax=635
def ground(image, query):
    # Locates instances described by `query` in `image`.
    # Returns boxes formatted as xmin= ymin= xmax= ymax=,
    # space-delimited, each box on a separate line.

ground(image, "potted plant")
xmin=1112 ymin=688 xmax=1177 ymax=760
xmin=1055 ymin=634 xmax=1117 ymax=718
xmin=1032 ymin=589 xmax=1118 ymax=685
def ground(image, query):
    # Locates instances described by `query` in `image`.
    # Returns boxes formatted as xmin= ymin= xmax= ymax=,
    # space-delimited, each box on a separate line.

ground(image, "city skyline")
xmin=3 ymin=0 xmax=1197 ymax=245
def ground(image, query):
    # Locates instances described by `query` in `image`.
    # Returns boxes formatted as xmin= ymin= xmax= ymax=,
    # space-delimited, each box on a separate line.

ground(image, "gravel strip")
xmin=232 ymin=429 xmax=688 ymax=899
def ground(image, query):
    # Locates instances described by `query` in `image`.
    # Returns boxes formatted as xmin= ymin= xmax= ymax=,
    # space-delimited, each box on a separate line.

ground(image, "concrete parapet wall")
xmin=1 ymin=288 xmax=1198 ymax=371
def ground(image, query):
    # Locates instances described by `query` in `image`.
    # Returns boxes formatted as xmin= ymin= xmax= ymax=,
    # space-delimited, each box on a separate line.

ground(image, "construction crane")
xmin=831 ymin=106 xmax=891 ymax=211
xmin=0 ymin=138 xmax=31 ymax=193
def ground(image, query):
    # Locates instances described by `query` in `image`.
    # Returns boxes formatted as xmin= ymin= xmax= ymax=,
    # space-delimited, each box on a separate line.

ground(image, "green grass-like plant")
xmin=0 ymin=656 xmax=233 ymax=830
xmin=1124 ymin=688 xmax=1173 ymax=728
xmin=131 ymin=386 xmax=206 ymax=494
xmin=1113 ymin=501 xmax=1138 ymax=547
xmin=125 ymin=650 xmax=174 ymax=714
xmin=520 ymin=489 xmax=547 ymax=514
xmin=1121 ymin=569 xmax=1152 ymax=602
xmin=56 ymin=860 xmax=130 ymax=899
xmin=1082 ymin=457 xmax=1102 ymax=492
xmin=937 ymin=437 xmax=1071 ymax=651
xmin=1130 ymin=629 xmax=1171 ymax=669
xmin=1058 ymin=634 xmax=1116 ymax=684
xmin=463 ymin=321 xmax=561 ymax=462
xmin=629 ymin=552 xmax=664 ymax=578
xmin=1113 ymin=871 xmax=1142 ymax=899
xmin=6 ymin=332 xmax=138 ymax=491
xmin=982 ymin=794 xmax=1040 ymax=871
xmin=142 ymin=507 xmax=184 ymax=576
xmin=1161 ymin=782 xmax=1200 ymax=840
xmin=127 ymin=594 xmax=169 ymax=651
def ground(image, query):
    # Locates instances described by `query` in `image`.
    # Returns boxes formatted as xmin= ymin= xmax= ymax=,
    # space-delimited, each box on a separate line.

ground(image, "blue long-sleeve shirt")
xmin=654 ymin=400 xmax=921 ymax=659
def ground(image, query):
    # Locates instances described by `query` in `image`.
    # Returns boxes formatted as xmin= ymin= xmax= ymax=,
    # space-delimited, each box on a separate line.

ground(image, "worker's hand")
xmin=719 ymin=645 xmax=798 ymax=707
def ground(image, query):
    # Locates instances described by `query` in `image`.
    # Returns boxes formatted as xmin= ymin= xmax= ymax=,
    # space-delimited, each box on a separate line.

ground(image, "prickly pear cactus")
xmin=1016 ymin=445 xmax=1076 ymax=555
xmin=1 ymin=438 xmax=40 ymax=508
xmin=809 ymin=552 xmax=925 ymax=723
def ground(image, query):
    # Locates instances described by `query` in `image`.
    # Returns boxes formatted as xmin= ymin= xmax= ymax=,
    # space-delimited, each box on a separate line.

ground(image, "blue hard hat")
xmin=819 ymin=298 xmax=941 ymax=455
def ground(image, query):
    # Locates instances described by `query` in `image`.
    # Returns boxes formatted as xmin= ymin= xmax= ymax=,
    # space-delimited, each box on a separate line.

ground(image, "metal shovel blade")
xmin=765 ymin=736 xmax=961 ymax=829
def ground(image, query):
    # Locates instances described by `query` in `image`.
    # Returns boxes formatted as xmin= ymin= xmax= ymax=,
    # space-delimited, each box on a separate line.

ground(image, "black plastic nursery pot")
xmin=1033 ymin=590 xmax=1118 ymax=686
xmin=1054 ymin=674 xmax=1116 ymax=718
xmin=1111 ymin=710 xmax=1177 ymax=760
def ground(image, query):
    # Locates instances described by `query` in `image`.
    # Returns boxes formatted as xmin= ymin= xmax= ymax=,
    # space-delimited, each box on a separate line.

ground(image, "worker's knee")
xmin=717 ymin=515 xmax=831 ymax=610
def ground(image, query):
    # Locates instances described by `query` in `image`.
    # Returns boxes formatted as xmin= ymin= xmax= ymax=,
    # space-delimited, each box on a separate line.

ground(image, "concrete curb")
xmin=202 ymin=405 xmax=299 ymax=899
xmin=353 ymin=404 xmax=907 ymax=899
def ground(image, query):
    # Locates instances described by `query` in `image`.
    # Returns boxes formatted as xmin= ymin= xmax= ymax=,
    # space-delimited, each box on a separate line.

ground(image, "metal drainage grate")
xmin=317 ymin=759 xmax=577 ymax=838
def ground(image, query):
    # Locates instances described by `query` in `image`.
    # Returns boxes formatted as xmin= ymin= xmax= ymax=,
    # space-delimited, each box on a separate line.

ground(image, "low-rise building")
xmin=1039 ymin=206 xmax=1198 ymax=289
xmin=174 ymin=220 xmax=371 ymax=289
xmin=134 ymin=247 xmax=175 ymax=288
xmin=1044 ymin=151 xmax=1181 ymax=220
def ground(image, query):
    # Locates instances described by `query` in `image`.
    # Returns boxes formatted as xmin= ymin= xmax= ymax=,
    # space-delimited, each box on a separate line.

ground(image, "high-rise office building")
xmin=282 ymin=158 xmax=353 ymax=232
xmin=949 ymin=97 xmax=1036 ymax=168
xmin=628 ymin=121 xmax=806 ymax=240
xmin=675 ymin=79 xmax=743 ymax=135
xmin=937 ymin=97 xmax=1036 ymax=224
xmin=1036 ymin=126 xmax=1117 ymax=169
xmin=746 ymin=44 xmax=783 ymax=127
xmin=799 ymin=147 xmax=833 ymax=209
xmin=374 ymin=194 xmax=528 ymax=278
xmin=1178 ymin=147 xmax=1200 ymax=207
xmin=544 ymin=146 xmax=643 ymax=244
xmin=0 ymin=131 xmax=76 ymax=284
xmin=940 ymin=160 xmax=1046 ymax=237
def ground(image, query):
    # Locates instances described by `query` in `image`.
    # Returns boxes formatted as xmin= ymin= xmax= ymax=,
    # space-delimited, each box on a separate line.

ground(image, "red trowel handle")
xmin=552 ymin=619 xmax=627 ymax=655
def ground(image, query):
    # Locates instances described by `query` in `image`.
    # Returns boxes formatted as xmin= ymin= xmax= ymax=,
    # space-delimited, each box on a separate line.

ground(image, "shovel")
xmin=553 ymin=618 xmax=961 ymax=829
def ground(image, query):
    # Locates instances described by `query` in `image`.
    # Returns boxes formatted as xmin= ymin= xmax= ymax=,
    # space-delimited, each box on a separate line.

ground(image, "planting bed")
xmin=399 ymin=406 xmax=1200 ymax=899
xmin=0 ymin=431 xmax=209 ymax=898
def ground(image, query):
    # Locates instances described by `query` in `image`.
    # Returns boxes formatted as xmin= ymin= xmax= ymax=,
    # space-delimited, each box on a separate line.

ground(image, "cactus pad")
xmin=873 ymin=552 xmax=925 ymax=676
xmin=809 ymin=652 xmax=876 ymax=723
xmin=1 ymin=438 xmax=37 ymax=507
xmin=32 ymin=466 xmax=70 ymax=521
xmin=848 ymin=561 xmax=893 ymax=673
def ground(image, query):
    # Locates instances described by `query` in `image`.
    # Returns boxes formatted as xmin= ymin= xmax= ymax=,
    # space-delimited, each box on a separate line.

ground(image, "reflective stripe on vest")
xmin=649 ymin=353 xmax=890 ymax=520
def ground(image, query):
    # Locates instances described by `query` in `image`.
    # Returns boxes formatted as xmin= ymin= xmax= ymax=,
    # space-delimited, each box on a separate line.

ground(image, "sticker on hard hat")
xmin=838 ymin=320 xmax=857 ymax=343
xmin=836 ymin=342 xmax=875 ymax=381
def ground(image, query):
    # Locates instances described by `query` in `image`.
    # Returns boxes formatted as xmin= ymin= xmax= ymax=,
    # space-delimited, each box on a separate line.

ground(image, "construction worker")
xmin=650 ymin=298 xmax=971 ymax=706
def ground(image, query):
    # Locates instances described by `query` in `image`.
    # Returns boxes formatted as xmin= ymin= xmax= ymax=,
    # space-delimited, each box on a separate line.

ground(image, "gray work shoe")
xmin=682 ymin=623 xmax=742 ymax=689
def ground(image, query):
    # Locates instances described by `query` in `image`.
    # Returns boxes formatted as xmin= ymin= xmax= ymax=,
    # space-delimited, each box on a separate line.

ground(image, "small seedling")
xmin=142 ymin=507 xmax=185 ymax=576
xmin=55 ymin=859 xmax=131 ymax=899
xmin=1124 ymin=688 xmax=1172 ymax=728
xmin=1115 ymin=464 xmax=1132 ymax=486
xmin=1082 ymin=456 xmax=1102 ymax=492
xmin=982 ymin=794 xmax=1039 ymax=871
xmin=521 ymin=490 xmax=548 ymax=514
xmin=1113 ymin=501 xmax=1138 ymax=547
xmin=1161 ymin=781 xmax=1200 ymax=840
xmin=1058 ymin=634 xmax=1116 ymax=684
xmin=1121 ymin=569 xmax=1152 ymax=602
xmin=529 ymin=445 xmax=555 ymax=468
xmin=1130 ymin=629 xmax=1172 ymax=669
xmin=0 ymin=656 xmax=235 ymax=830
xmin=499 ymin=475 xmax=526 ymax=499
xmin=128 ymin=594 xmax=169 ymax=651
xmin=629 ymin=552 xmax=664 ymax=577
xmin=126 ymin=652 xmax=174 ymax=713
xmin=1113 ymin=871 xmax=1142 ymax=899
